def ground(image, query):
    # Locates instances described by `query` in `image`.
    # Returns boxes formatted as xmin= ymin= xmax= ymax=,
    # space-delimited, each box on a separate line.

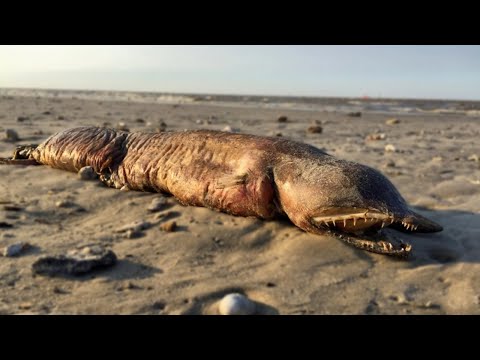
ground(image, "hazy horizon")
xmin=1 ymin=45 xmax=479 ymax=101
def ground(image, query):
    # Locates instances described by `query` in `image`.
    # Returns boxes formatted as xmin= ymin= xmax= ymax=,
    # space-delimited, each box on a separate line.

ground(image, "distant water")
xmin=1 ymin=88 xmax=480 ymax=117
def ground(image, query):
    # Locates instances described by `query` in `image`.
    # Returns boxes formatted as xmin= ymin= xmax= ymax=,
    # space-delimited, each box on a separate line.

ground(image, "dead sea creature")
xmin=1 ymin=127 xmax=443 ymax=258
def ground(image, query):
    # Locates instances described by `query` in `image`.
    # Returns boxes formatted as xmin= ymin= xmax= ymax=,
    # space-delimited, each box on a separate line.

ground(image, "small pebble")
xmin=160 ymin=221 xmax=177 ymax=232
xmin=135 ymin=118 xmax=145 ymax=123
xmin=307 ymin=125 xmax=323 ymax=134
xmin=5 ymin=129 xmax=20 ymax=142
xmin=385 ymin=144 xmax=396 ymax=153
xmin=57 ymin=115 xmax=65 ymax=120
xmin=117 ymin=122 xmax=130 ymax=132
xmin=277 ymin=116 xmax=288 ymax=123
xmin=385 ymin=118 xmax=400 ymax=125
xmin=147 ymin=197 xmax=168 ymax=212
xmin=55 ymin=200 xmax=74 ymax=208
xmin=218 ymin=293 xmax=256 ymax=315
xmin=1 ymin=242 xmax=30 ymax=257
xmin=222 ymin=125 xmax=235 ymax=133
xmin=468 ymin=154 xmax=479 ymax=162
xmin=78 ymin=166 xmax=98 ymax=181
xmin=16 ymin=116 xmax=29 ymax=122
xmin=125 ymin=229 xmax=143 ymax=239
xmin=384 ymin=160 xmax=396 ymax=168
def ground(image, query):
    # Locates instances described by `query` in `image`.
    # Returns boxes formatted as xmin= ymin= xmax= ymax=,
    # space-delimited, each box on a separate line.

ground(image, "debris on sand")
xmin=366 ymin=133 xmax=386 ymax=141
xmin=115 ymin=220 xmax=151 ymax=233
xmin=160 ymin=221 xmax=177 ymax=232
xmin=1 ymin=242 xmax=31 ymax=257
xmin=385 ymin=144 xmax=397 ymax=153
xmin=16 ymin=116 xmax=29 ymax=122
xmin=347 ymin=112 xmax=362 ymax=117
xmin=307 ymin=125 xmax=323 ymax=134
xmin=277 ymin=116 xmax=288 ymax=123
xmin=218 ymin=293 xmax=256 ymax=315
xmin=385 ymin=118 xmax=400 ymax=125
xmin=32 ymin=245 xmax=117 ymax=276
xmin=468 ymin=154 xmax=479 ymax=162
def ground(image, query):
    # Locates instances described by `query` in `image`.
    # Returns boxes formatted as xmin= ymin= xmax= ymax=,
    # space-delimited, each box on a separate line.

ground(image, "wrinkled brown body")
xmin=27 ymin=127 xmax=442 ymax=256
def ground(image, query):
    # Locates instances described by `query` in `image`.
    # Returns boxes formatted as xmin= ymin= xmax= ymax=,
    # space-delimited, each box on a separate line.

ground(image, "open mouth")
xmin=309 ymin=208 xmax=432 ymax=258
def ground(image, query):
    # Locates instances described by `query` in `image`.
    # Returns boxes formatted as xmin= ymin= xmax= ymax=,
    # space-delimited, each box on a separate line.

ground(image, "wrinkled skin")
xmin=2 ymin=127 xmax=443 ymax=258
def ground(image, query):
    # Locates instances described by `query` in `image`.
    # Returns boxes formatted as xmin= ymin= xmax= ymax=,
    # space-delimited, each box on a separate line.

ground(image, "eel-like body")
xmin=1 ymin=127 xmax=443 ymax=258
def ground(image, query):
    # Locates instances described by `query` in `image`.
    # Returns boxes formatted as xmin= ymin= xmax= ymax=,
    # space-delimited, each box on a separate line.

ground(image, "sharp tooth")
xmin=390 ymin=218 xmax=394 ymax=224
xmin=406 ymin=224 xmax=411 ymax=230
xmin=343 ymin=219 xmax=347 ymax=227
xmin=381 ymin=222 xmax=385 ymax=228
xmin=353 ymin=218 xmax=357 ymax=226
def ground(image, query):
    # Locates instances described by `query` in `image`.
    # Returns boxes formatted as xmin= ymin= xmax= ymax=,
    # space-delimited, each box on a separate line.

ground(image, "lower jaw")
xmin=324 ymin=227 xmax=412 ymax=259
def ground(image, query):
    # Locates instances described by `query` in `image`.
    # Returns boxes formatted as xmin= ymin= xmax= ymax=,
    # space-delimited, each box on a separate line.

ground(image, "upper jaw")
xmin=312 ymin=208 xmax=442 ymax=233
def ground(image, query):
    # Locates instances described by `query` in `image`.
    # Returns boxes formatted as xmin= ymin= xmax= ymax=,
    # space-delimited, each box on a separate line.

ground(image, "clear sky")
xmin=1 ymin=45 xmax=479 ymax=100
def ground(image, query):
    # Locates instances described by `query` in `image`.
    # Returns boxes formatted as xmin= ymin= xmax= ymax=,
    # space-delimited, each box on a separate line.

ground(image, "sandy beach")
xmin=1 ymin=88 xmax=479 ymax=315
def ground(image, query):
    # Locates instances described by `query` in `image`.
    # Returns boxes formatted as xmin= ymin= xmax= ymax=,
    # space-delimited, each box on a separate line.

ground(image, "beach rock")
xmin=126 ymin=229 xmax=143 ymax=239
xmin=307 ymin=125 xmax=323 ymax=134
xmin=135 ymin=118 xmax=145 ymax=123
xmin=160 ymin=221 xmax=177 ymax=232
xmin=277 ymin=116 xmax=288 ymax=123
xmin=78 ymin=166 xmax=98 ymax=181
xmin=147 ymin=197 xmax=168 ymax=212
xmin=218 ymin=293 xmax=256 ymax=315
xmin=117 ymin=122 xmax=130 ymax=132
xmin=385 ymin=144 xmax=396 ymax=153
xmin=115 ymin=220 xmax=151 ymax=233
xmin=16 ymin=116 xmax=29 ymax=122
xmin=5 ymin=129 xmax=20 ymax=142
xmin=57 ymin=115 xmax=65 ymax=120
xmin=32 ymin=245 xmax=117 ymax=276
xmin=1 ymin=242 xmax=30 ymax=257
xmin=347 ymin=112 xmax=362 ymax=117
xmin=385 ymin=118 xmax=400 ymax=125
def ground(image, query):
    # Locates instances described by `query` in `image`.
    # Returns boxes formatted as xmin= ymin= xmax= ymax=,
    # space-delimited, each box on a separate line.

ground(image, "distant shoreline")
xmin=1 ymin=87 xmax=480 ymax=116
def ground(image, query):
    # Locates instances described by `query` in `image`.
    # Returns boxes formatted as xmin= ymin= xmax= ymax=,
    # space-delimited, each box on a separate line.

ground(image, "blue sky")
xmin=1 ymin=45 xmax=479 ymax=100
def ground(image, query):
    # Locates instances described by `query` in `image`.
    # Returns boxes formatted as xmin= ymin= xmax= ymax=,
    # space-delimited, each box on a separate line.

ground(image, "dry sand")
xmin=1 ymin=89 xmax=480 ymax=315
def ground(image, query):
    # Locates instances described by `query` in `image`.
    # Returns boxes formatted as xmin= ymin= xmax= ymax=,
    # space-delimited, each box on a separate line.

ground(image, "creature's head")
xmin=273 ymin=157 xmax=442 ymax=235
